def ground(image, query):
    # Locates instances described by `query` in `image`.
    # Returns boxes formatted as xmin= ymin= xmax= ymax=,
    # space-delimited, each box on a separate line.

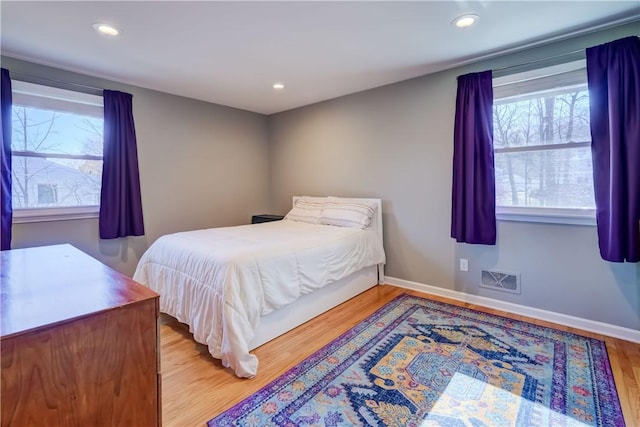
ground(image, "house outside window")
xmin=492 ymin=60 xmax=595 ymax=225
xmin=11 ymin=81 xmax=104 ymax=222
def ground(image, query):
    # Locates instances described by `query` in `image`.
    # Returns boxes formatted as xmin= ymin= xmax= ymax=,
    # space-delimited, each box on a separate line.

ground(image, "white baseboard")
xmin=385 ymin=276 xmax=640 ymax=344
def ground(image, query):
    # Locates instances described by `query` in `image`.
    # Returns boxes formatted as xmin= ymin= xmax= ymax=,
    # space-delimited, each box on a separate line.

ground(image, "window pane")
xmin=495 ymin=147 xmax=595 ymax=209
xmin=493 ymin=89 xmax=591 ymax=149
xmin=493 ymin=63 xmax=595 ymax=214
xmin=12 ymin=156 xmax=102 ymax=208
xmin=11 ymin=106 xmax=103 ymax=156
xmin=10 ymin=81 xmax=104 ymax=212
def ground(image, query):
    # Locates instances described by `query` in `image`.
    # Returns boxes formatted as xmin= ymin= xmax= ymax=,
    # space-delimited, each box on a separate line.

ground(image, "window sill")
xmin=13 ymin=206 xmax=99 ymax=224
xmin=496 ymin=207 xmax=596 ymax=226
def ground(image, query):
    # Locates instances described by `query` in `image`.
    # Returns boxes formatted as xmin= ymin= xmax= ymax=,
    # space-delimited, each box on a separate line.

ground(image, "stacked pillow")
xmin=284 ymin=196 xmax=377 ymax=229
xmin=321 ymin=197 xmax=377 ymax=229
xmin=283 ymin=196 xmax=325 ymax=224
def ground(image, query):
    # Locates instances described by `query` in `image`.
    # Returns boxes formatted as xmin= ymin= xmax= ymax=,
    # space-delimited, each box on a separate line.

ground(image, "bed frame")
xmin=249 ymin=197 xmax=384 ymax=350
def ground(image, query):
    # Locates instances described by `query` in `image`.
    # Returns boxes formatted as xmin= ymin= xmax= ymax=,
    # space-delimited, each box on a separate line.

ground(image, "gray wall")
xmin=268 ymin=23 xmax=640 ymax=330
xmin=3 ymin=57 xmax=270 ymax=276
xmin=3 ymin=24 xmax=638 ymax=330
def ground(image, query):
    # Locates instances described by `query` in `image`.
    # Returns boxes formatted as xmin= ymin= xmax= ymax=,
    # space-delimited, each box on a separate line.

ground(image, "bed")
xmin=132 ymin=196 xmax=385 ymax=378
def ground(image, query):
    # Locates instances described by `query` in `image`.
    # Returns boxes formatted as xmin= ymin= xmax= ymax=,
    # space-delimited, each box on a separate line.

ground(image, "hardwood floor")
xmin=161 ymin=285 xmax=640 ymax=426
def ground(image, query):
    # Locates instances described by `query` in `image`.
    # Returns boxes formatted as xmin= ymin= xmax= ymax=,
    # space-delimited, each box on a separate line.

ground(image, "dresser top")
xmin=1 ymin=244 xmax=158 ymax=338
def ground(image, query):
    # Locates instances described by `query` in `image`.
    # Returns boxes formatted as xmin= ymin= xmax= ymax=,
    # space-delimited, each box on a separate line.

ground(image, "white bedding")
xmin=132 ymin=219 xmax=385 ymax=378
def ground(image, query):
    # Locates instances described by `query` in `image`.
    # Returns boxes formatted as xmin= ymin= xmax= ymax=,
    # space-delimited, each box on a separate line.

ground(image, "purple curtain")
xmin=451 ymin=70 xmax=496 ymax=245
xmin=586 ymin=36 xmax=640 ymax=263
xmin=99 ymin=90 xmax=145 ymax=239
xmin=1 ymin=69 xmax=12 ymax=250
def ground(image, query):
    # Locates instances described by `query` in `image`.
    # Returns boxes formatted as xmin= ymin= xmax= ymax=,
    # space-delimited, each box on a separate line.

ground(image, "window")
xmin=492 ymin=60 xmax=595 ymax=225
xmin=11 ymin=81 xmax=104 ymax=222
xmin=37 ymin=184 xmax=58 ymax=205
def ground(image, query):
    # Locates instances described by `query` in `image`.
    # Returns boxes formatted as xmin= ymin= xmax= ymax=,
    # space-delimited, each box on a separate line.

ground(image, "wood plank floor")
xmin=161 ymin=285 xmax=640 ymax=426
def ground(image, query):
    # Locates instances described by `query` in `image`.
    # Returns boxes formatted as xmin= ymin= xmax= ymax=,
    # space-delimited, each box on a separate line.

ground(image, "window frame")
xmin=10 ymin=81 xmax=104 ymax=223
xmin=492 ymin=60 xmax=596 ymax=226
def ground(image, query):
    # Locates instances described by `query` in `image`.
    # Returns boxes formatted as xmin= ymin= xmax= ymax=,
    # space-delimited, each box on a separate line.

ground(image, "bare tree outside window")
xmin=12 ymin=106 xmax=59 ymax=207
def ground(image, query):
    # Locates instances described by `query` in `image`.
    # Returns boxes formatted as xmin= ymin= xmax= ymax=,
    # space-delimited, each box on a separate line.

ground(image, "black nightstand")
xmin=251 ymin=214 xmax=285 ymax=224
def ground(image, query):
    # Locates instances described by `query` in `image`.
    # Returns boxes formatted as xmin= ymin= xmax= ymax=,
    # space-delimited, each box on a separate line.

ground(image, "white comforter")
xmin=133 ymin=220 xmax=385 ymax=378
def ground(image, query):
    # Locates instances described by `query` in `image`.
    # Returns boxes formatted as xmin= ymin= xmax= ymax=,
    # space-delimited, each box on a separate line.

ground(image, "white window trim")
xmin=494 ymin=140 xmax=590 ymax=154
xmin=12 ymin=150 xmax=103 ymax=162
xmin=13 ymin=206 xmax=99 ymax=223
xmin=496 ymin=206 xmax=596 ymax=226
xmin=493 ymin=59 xmax=595 ymax=226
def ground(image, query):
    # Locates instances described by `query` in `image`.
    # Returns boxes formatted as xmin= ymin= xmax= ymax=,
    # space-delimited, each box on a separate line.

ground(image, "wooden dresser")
xmin=1 ymin=244 xmax=160 ymax=426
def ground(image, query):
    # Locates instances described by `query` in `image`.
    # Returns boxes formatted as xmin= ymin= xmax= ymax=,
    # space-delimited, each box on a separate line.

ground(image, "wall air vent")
xmin=480 ymin=270 xmax=521 ymax=294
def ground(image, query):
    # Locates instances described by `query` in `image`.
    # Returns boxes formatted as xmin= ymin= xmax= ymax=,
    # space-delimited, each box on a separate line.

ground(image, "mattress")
xmin=133 ymin=219 xmax=385 ymax=377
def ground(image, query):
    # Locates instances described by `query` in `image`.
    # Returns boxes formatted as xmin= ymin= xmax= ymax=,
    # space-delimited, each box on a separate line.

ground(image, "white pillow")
xmin=284 ymin=197 xmax=326 ymax=224
xmin=321 ymin=197 xmax=377 ymax=229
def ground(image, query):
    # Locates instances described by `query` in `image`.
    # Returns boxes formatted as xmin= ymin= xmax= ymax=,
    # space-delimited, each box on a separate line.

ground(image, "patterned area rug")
xmin=208 ymin=294 xmax=624 ymax=426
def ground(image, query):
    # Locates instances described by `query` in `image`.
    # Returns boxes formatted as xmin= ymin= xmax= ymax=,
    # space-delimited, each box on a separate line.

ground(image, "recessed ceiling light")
xmin=273 ymin=83 xmax=285 ymax=90
xmin=93 ymin=23 xmax=119 ymax=36
xmin=453 ymin=14 xmax=479 ymax=28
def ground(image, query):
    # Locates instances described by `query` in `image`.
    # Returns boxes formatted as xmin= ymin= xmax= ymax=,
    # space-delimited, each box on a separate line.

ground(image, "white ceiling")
xmin=1 ymin=1 xmax=638 ymax=115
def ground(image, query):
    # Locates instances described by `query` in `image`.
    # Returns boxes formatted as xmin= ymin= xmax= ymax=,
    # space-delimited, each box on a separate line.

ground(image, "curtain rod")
xmin=8 ymin=70 xmax=103 ymax=93
xmin=491 ymin=33 xmax=640 ymax=75
xmin=491 ymin=49 xmax=585 ymax=75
